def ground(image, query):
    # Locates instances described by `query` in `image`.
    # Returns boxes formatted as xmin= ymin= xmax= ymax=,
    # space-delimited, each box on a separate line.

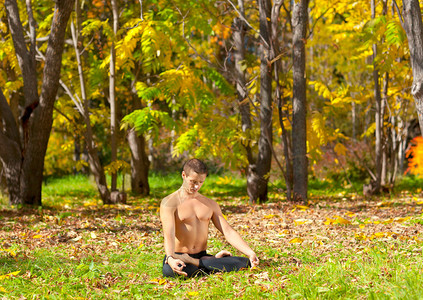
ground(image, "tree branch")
xmin=0 ymin=87 xmax=21 ymax=147
xmin=392 ymin=0 xmax=404 ymax=28
xmin=226 ymin=0 xmax=270 ymax=49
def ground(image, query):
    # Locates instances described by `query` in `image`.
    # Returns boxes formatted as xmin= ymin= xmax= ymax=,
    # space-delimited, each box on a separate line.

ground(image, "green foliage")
xmin=204 ymin=67 xmax=234 ymax=96
xmin=121 ymin=107 xmax=173 ymax=135
xmin=135 ymin=82 xmax=161 ymax=102
xmin=386 ymin=20 xmax=406 ymax=47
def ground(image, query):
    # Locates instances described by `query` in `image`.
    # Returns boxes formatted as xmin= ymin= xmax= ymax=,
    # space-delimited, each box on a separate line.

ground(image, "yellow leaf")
xmin=372 ymin=232 xmax=386 ymax=238
xmin=158 ymin=279 xmax=166 ymax=285
xmin=296 ymin=205 xmax=309 ymax=210
xmin=324 ymin=217 xmax=335 ymax=225
xmin=294 ymin=219 xmax=313 ymax=226
xmin=355 ymin=233 xmax=367 ymax=240
xmin=8 ymin=271 xmax=20 ymax=276
xmin=289 ymin=237 xmax=304 ymax=243
xmin=394 ymin=217 xmax=411 ymax=223
xmin=188 ymin=291 xmax=199 ymax=296
xmin=0 ymin=271 xmax=20 ymax=281
xmin=0 ymin=286 xmax=7 ymax=293
xmin=263 ymin=214 xmax=279 ymax=219
xmin=222 ymin=213 xmax=227 ymax=220
xmin=359 ymin=224 xmax=365 ymax=229
xmin=33 ymin=235 xmax=43 ymax=239
xmin=335 ymin=216 xmax=351 ymax=225
xmin=324 ymin=216 xmax=350 ymax=225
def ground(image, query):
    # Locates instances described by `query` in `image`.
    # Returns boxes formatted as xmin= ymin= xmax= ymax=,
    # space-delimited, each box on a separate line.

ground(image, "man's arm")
xmin=160 ymin=198 xmax=189 ymax=276
xmin=211 ymin=201 xmax=259 ymax=267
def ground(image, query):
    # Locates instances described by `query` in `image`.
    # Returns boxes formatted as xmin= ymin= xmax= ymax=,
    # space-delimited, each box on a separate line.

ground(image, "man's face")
xmin=182 ymin=171 xmax=207 ymax=194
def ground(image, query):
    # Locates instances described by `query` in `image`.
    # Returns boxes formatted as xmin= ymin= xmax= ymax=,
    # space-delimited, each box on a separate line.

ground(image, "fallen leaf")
xmin=289 ymin=237 xmax=304 ymax=244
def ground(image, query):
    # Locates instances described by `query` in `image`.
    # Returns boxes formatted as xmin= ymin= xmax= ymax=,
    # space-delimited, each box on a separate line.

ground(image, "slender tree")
xmin=292 ymin=0 xmax=309 ymax=202
xmin=233 ymin=0 xmax=255 ymax=188
xmin=110 ymin=0 xmax=119 ymax=192
xmin=401 ymin=0 xmax=423 ymax=136
xmin=371 ymin=0 xmax=383 ymax=193
xmin=67 ymin=0 xmax=112 ymax=203
xmin=246 ymin=0 xmax=273 ymax=203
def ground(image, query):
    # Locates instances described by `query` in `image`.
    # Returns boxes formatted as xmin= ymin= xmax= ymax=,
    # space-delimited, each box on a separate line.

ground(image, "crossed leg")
xmin=162 ymin=254 xmax=250 ymax=278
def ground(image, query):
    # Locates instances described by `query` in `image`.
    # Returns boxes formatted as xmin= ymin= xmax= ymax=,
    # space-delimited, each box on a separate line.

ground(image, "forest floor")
xmin=1 ymin=179 xmax=423 ymax=298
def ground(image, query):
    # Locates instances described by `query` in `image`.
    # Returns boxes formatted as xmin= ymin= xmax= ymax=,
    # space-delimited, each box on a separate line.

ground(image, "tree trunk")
xmin=292 ymin=0 xmax=309 ymax=203
xmin=271 ymin=0 xmax=293 ymax=201
xmin=127 ymin=75 xmax=150 ymax=196
xmin=127 ymin=128 xmax=150 ymax=195
xmin=402 ymin=0 xmax=423 ymax=136
xmin=0 ymin=88 xmax=22 ymax=204
xmin=233 ymin=0 xmax=255 ymax=185
xmin=2 ymin=0 xmax=74 ymax=206
xmin=371 ymin=0 xmax=384 ymax=193
xmin=69 ymin=1 xmax=111 ymax=203
xmin=247 ymin=0 xmax=273 ymax=203
xmin=110 ymin=0 xmax=118 ymax=191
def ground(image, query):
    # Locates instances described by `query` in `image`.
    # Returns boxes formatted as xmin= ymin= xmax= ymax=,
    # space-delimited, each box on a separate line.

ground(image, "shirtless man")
xmin=160 ymin=158 xmax=259 ymax=278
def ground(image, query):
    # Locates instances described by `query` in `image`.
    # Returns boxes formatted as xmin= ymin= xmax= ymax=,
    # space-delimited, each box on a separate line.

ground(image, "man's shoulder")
xmin=198 ymin=194 xmax=219 ymax=208
xmin=160 ymin=191 xmax=179 ymax=208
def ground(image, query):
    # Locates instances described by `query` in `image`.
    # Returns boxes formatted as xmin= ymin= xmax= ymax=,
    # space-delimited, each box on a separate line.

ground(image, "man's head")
xmin=181 ymin=159 xmax=208 ymax=194
xmin=182 ymin=158 xmax=208 ymax=176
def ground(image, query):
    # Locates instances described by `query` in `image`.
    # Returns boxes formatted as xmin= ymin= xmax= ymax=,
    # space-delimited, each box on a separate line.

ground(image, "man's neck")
xmin=179 ymin=186 xmax=199 ymax=200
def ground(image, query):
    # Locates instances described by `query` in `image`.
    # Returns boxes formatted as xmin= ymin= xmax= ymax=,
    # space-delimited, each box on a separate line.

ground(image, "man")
xmin=160 ymin=158 xmax=259 ymax=278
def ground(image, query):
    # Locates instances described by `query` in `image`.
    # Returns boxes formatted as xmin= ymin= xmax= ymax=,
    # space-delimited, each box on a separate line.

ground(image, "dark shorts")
xmin=162 ymin=251 xmax=250 ymax=278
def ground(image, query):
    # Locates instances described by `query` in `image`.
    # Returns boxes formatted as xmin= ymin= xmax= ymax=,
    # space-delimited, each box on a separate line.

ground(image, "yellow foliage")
xmin=216 ymin=176 xmax=233 ymax=185
xmin=334 ymin=143 xmax=347 ymax=156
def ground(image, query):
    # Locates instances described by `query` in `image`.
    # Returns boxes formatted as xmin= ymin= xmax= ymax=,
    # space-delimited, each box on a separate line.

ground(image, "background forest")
xmin=1 ymin=0 xmax=423 ymax=206
xmin=4 ymin=1 xmax=423 ymax=298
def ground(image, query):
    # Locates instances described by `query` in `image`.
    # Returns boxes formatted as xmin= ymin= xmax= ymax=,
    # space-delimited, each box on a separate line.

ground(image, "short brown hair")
xmin=183 ymin=158 xmax=208 ymax=176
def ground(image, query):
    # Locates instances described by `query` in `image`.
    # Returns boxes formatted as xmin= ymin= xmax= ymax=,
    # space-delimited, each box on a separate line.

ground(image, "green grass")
xmin=1 ymin=173 xmax=423 ymax=298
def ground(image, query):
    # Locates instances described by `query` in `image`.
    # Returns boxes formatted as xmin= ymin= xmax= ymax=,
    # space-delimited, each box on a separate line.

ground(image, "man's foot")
xmin=215 ymin=250 xmax=232 ymax=258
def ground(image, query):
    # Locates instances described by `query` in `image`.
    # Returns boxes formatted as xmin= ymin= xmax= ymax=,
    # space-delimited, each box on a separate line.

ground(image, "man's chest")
xmin=176 ymin=200 xmax=212 ymax=223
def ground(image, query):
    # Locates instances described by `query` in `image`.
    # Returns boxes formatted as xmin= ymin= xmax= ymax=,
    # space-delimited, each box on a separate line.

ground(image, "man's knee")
xmin=200 ymin=256 xmax=250 ymax=273
xmin=162 ymin=264 xmax=176 ymax=278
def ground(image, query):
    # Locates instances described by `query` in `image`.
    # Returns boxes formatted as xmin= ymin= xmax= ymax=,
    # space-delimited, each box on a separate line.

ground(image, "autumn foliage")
xmin=406 ymin=136 xmax=423 ymax=177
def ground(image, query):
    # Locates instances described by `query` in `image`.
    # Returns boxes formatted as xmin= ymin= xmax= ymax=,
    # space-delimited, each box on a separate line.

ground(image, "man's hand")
xmin=167 ymin=256 xmax=187 ymax=276
xmin=249 ymin=252 xmax=259 ymax=268
xmin=215 ymin=250 xmax=232 ymax=258
xmin=174 ymin=253 xmax=200 ymax=267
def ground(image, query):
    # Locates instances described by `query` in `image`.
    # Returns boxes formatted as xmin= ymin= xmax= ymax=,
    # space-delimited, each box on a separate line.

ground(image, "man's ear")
xmin=182 ymin=171 xmax=186 ymax=179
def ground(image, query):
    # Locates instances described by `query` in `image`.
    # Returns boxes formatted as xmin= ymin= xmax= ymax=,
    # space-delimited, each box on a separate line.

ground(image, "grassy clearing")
xmin=1 ymin=174 xmax=423 ymax=299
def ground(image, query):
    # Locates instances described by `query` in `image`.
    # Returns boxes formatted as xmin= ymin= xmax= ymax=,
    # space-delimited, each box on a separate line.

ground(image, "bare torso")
xmin=167 ymin=190 xmax=213 ymax=254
